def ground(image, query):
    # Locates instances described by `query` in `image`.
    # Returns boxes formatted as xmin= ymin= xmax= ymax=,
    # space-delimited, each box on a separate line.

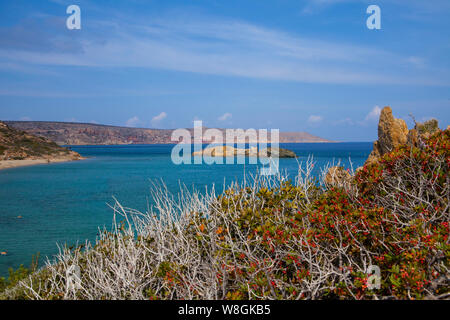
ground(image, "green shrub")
xmin=0 ymin=254 xmax=39 ymax=297
xmin=416 ymin=119 xmax=439 ymax=135
xmin=3 ymin=130 xmax=449 ymax=300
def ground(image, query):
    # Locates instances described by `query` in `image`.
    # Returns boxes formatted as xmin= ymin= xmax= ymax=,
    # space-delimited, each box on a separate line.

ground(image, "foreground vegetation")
xmin=1 ymin=129 xmax=448 ymax=300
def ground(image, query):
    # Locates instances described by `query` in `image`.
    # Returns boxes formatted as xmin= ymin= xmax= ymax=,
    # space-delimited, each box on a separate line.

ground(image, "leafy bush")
xmin=2 ymin=130 xmax=449 ymax=300
xmin=416 ymin=119 xmax=439 ymax=136
xmin=355 ymin=129 xmax=448 ymax=224
xmin=0 ymin=254 xmax=39 ymax=296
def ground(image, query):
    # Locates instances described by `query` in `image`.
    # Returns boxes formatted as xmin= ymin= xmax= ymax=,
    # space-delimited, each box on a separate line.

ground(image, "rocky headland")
xmin=0 ymin=121 xmax=83 ymax=170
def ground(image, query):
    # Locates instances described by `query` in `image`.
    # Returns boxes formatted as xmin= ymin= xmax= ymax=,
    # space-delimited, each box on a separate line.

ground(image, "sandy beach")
xmin=0 ymin=158 xmax=84 ymax=171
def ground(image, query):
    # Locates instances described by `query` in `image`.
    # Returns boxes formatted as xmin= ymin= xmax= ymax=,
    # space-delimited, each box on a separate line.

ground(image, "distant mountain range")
xmin=5 ymin=121 xmax=333 ymax=145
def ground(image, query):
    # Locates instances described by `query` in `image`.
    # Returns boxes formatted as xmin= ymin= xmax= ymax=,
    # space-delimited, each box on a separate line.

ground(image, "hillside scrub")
xmin=0 ymin=121 xmax=80 ymax=161
xmin=1 ymin=129 xmax=448 ymax=300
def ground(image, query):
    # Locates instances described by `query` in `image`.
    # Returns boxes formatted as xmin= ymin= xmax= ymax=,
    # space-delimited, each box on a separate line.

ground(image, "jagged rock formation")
xmin=366 ymin=107 xmax=409 ymax=164
xmin=0 ymin=121 xmax=82 ymax=161
xmin=365 ymin=107 xmax=443 ymax=165
xmin=258 ymin=147 xmax=296 ymax=158
xmin=326 ymin=107 xmax=444 ymax=184
xmin=324 ymin=166 xmax=351 ymax=187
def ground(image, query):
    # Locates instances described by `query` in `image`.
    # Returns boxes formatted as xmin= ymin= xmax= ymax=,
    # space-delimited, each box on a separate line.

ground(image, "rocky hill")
xmin=365 ymin=106 xmax=442 ymax=164
xmin=5 ymin=121 xmax=332 ymax=146
xmin=0 ymin=121 xmax=82 ymax=161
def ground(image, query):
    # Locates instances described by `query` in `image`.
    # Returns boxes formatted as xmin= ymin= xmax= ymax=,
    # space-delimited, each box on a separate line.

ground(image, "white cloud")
xmin=125 ymin=116 xmax=141 ymax=127
xmin=333 ymin=117 xmax=354 ymax=126
xmin=151 ymin=112 xmax=167 ymax=127
xmin=365 ymin=106 xmax=382 ymax=122
xmin=191 ymin=116 xmax=202 ymax=126
xmin=335 ymin=106 xmax=383 ymax=127
xmin=407 ymin=56 xmax=426 ymax=68
xmin=303 ymin=0 xmax=450 ymax=15
xmin=0 ymin=13 xmax=444 ymax=86
xmin=308 ymin=115 xmax=323 ymax=124
xmin=301 ymin=0 xmax=353 ymax=15
xmin=218 ymin=113 xmax=232 ymax=121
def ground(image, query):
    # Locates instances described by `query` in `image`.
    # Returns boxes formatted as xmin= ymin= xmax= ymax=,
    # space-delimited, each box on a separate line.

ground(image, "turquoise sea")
xmin=0 ymin=143 xmax=372 ymax=277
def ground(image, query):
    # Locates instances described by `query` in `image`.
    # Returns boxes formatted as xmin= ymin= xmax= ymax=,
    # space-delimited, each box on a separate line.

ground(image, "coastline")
xmin=0 ymin=157 xmax=85 ymax=171
xmin=65 ymin=141 xmax=341 ymax=147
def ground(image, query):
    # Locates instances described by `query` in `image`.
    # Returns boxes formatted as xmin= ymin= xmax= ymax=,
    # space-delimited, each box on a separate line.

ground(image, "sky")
xmin=0 ymin=0 xmax=449 ymax=141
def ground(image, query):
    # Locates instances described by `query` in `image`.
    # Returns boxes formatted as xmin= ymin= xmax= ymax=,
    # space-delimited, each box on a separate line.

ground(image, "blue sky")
xmin=0 ymin=0 xmax=449 ymax=141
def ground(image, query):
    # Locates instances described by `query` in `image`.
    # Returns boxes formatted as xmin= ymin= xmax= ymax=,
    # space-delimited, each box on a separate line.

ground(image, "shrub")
xmin=2 ymin=130 xmax=449 ymax=300
xmin=355 ymin=129 xmax=448 ymax=224
xmin=0 ymin=254 xmax=39 ymax=298
xmin=416 ymin=119 xmax=439 ymax=136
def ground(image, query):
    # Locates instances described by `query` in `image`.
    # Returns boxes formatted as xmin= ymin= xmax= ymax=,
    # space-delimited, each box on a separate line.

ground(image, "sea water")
xmin=0 ymin=143 xmax=372 ymax=277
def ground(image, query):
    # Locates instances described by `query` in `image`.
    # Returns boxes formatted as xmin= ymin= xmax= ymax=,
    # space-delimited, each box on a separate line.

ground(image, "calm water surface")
xmin=0 ymin=143 xmax=372 ymax=276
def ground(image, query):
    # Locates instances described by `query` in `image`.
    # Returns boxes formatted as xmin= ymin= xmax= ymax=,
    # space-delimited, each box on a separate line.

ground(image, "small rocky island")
xmin=0 ymin=121 xmax=83 ymax=170
xmin=192 ymin=146 xmax=296 ymax=158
